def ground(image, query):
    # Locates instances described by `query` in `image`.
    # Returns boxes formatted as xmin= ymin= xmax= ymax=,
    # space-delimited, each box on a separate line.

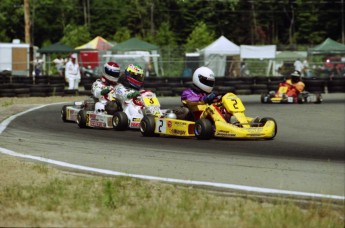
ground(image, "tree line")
xmin=1 ymin=0 xmax=343 ymax=49
xmin=0 ymin=0 xmax=343 ymax=76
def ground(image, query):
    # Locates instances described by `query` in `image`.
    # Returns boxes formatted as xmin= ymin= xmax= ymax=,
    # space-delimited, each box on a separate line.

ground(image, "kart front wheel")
xmin=194 ymin=119 xmax=214 ymax=140
xmin=260 ymin=117 xmax=277 ymax=140
xmin=61 ymin=105 xmax=68 ymax=122
xmin=112 ymin=112 xmax=128 ymax=131
xmin=140 ymin=115 xmax=156 ymax=137
xmin=77 ymin=110 xmax=87 ymax=128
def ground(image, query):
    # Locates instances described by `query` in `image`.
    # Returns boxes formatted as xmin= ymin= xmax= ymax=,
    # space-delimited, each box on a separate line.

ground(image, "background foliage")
xmin=0 ymin=0 xmax=343 ymax=76
xmin=0 ymin=0 xmax=343 ymax=48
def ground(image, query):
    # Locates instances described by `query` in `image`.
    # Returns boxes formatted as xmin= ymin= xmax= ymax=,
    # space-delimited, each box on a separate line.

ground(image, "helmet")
xmin=291 ymin=70 xmax=301 ymax=83
xmin=124 ymin=64 xmax=144 ymax=90
xmin=192 ymin=66 xmax=215 ymax=93
xmin=101 ymin=62 xmax=120 ymax=85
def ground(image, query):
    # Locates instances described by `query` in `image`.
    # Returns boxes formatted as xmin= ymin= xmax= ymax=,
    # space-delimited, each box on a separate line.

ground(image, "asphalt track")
xmin=0 ymin=94 xmax=344 ymax=199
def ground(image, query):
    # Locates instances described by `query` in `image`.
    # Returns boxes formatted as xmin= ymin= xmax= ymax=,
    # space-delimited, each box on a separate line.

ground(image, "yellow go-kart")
xmin=140 ymin=92 xmax=277 ymax=140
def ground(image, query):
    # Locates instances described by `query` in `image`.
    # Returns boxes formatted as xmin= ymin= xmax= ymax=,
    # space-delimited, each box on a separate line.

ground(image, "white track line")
xmin=0 ymin=103 xmax=344 ymax=201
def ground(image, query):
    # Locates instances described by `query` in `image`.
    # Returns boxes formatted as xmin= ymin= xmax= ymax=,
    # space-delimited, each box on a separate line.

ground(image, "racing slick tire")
xmin=260 ymin=117 xmax=277 ymax=140
xmin=194 ymin=119 xmax=214 ymax=140
xmin=77 ymin=110 xmax=87 ymax=128
xmin=260 ymin=93 xmax=267 ymax=103
xmin=314 ymin=93 xmax=322 ymax=104
xmin=140 ymin=115 xmax=156 ymax=137
xmin=112 ymin=111 xmax=128 ymax=131
xmin=61 ymin=105 xmax=68 ymax=122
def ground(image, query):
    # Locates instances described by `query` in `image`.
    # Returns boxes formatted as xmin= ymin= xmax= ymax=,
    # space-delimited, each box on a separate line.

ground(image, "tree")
xmin=60 ymin=24 xmax=90 ymax=48
xmin=184 ymin=22 xmax=215 ymax=52
xmin=112 ymin=27 xmax=131 ymax=43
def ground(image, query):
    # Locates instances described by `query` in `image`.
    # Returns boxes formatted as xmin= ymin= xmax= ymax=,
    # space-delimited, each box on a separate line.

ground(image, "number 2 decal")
xmin=231 ymin=99 xmax=238 ymax=109
xmin=158 ymin=120 xmax=163 ymax=132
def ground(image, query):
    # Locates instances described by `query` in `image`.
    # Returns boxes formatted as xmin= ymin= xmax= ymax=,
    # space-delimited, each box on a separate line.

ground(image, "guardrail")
xmin=0 ymin=75 xmax=344 ymax=97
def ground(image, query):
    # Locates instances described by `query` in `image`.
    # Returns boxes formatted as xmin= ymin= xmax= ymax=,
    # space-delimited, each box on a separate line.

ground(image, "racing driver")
xmin=91 ymin=61 xmax=121 ymax=114
xmin=173 ymin=66 xmax=217 ymax=120
xmin=113 ymin=63 xmax=145 ymax=108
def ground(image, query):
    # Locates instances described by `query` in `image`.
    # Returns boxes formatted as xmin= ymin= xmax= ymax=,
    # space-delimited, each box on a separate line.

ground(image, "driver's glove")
xmin=203 ymin=92 xmax=216 ymax=103
xmin=101 ymin=88 xmax=111 ymax=95
xmin=127 ymin=91 xmax=140 ymax=99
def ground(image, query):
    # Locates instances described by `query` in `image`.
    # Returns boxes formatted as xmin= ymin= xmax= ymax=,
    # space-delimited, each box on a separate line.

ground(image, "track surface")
xmin=1 ymin=94 xmax=344 ymax=197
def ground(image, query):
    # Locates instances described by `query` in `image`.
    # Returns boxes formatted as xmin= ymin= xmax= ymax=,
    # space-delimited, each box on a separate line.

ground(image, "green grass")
xmin=0 ymin=164 xmax=343 ymax=227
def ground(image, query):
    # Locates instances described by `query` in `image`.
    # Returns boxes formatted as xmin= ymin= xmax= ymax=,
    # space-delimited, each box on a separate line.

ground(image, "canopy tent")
xmin=110 ymin=37 xmax=159 ymax=52
xmin=240 ymin=45 xmax=276 ymax=59
xmin=240 ymin=45 xmax=277 ymax=76
xmin=75 ymin=36 xmax=114 ymax=51
xmin=199 ymin=35 xmax=240 ymax=77
xmin=37 ymin=42 xmax=73 ymax=54
xmin=273 ymin=51 xmax=308 ymax=76
xmin=308 ymin=38 xmax=345 ymax=55
xmin=106 ymin=37 xmax=160 ymax=76
xmin=36 ymin=42 xmax=74 ymax=76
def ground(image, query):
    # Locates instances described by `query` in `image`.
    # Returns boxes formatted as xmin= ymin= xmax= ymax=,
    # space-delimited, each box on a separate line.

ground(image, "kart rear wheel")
xmin=77 ymin=110 xmax=87 ymax=128
xmin=61 ymin=105 xmax=68 ymax=122
xmin=112 ymin=112 xmax=128 ymax=131
xmin=140 ymin=115 xmax=156 ymax=137
xmin=194 ymin=119 xmax=214 ymax=140
xmin=314 ymin=93 xmax=322 ymax=104
xmin=260 ymin=117 xmax=277 ymax=140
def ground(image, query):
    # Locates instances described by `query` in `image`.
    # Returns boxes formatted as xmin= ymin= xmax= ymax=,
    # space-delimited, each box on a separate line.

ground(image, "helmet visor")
xmin=198 ymin=74 xmax=215 ymax=87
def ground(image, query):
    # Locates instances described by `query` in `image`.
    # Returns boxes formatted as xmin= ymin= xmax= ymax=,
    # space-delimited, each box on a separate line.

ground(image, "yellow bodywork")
xmin=153 ymin=93 xmax=277 ymax=139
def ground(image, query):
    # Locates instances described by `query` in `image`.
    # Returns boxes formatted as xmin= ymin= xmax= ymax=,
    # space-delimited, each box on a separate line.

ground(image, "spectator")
xmin=65 ymin=53 xmax=81 ymax=90
xmin=33 ymin=56 xmax=44 ymax=77
xmin=302 ymin=59 xmax=312 ymax=77
xmin=53 ymin=55 xmax=65 ymax=77
xmin=294 ymin=58 xmax=304 ymax=73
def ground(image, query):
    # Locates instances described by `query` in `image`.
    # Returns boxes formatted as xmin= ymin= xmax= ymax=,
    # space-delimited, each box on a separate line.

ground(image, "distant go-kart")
xmin=61 ymin=99 xmax=95 ymax=123
xmin=76 ymin=90 xmax=163 ymax=130
xmin=140 ymin=92 xmax=277 ymax=140
xmin=261 ymin=82 xmax=322 ymax=104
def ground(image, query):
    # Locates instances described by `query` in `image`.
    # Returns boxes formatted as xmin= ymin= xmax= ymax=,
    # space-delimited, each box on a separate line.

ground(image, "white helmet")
xmin=192 ymin=66 xmax=215 ymax=93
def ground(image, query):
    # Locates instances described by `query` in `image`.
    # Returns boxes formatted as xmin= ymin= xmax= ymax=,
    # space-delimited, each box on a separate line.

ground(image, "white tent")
xmin=199 ymin=36 xmax=240 ymax=77
xmin=240 ymin=45 xmax=277 ymax=76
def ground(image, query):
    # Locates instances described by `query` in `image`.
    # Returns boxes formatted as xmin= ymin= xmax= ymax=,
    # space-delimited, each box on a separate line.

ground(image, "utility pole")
xmin=24 ymin=0 xmax=33 ymax=77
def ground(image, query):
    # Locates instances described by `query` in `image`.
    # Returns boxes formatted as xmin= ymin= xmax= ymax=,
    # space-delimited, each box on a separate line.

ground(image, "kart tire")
xmin=77 ymin=110 xmax=87 ymax=128
xmin=260 ymin=117 xmax=277 ymax=140
xmin=61 ymin=105 xmax=68 ymax=122
xmin=194 ymin=119 xmax=214 ymax=140
xmin=112 ymin=112 xmax=128 ymax=131
xmin=314 ymin=93 xmax=322 ymax=104
xmin=140 ymin=115 xmax=156 ymax=137
xmin=260 ymin=93 xmax=267 ymax=103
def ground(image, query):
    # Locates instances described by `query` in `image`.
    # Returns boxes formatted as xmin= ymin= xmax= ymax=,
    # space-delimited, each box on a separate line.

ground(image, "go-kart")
xmin=76 ymin=90 xmax=163 ymax=130
xmin=140 ymin=92 xmax=277 ymax=140
xmin=61 ymin=98 xmax=96 ymax=123
xmin=261 ymin=82 xmax=322 ymax=104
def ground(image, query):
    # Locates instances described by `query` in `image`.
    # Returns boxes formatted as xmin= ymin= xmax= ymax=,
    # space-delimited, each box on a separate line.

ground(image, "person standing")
xmin=65 ymin=53 xmax=81 ymax=90
xmin=294 ymin=58 xmax=304 ymax=73
xmin=33 ymin=56 xmax=44 ymax=77
xmin=53 ymin=55 xmax=65 ymax=77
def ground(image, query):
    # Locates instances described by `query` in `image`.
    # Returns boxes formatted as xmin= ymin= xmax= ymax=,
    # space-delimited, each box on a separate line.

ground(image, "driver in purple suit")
xmin=172 ymin=66 xmax=216 ymax=120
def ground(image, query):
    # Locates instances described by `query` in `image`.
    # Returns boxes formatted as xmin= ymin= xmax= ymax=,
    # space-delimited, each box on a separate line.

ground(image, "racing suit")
xmin=173 ymin=87 xmax=209 ymax=120
xmin=113 ymin=83 xmax=140 ymax=109
xmin=285 ymin=79 xmax=305 ymax=98
xmin=91 ymin=79 xmax=117 ymax=113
